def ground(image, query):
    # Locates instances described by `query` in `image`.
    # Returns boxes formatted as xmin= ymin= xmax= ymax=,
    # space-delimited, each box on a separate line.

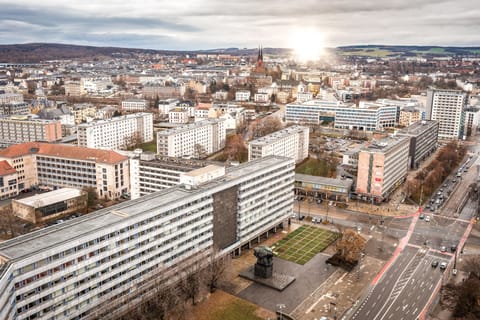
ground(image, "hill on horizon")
xmin=0 ymin=43 xmax=479 ymax=63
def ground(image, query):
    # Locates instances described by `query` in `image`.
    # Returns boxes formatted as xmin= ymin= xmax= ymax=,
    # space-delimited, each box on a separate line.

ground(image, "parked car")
xmin=431 ymin=260 xmax=439 ymax=268
xmin=425 ymin=216 xmax=431 ymax=222
xmin=441 ymin=246 xmax=447 ymax=252
xmin=440 ymin=262 xmax=447 ymax=270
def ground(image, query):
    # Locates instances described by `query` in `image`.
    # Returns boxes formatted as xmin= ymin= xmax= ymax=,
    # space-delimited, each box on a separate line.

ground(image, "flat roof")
xmin=249 ymin=125 xmax=308 ymax=146
xmin=397 ymin=120 xmax=437 ymax=136
xmin=14 ymin=188 xmax=84 ymax=208
xmin=182 ymin=165 xmax=224 ymax=177
xmin=295 ymin=173 xmax=353 ymax=189
xmin=0 ymin=156 xmax=290 ymax=261
xmin=157 ymin=119 xmax=224 ymax=136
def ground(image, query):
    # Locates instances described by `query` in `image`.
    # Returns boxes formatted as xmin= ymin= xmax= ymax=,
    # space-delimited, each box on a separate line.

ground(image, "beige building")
xmin=0 ymin=160 xmax=18 ymax=200
xmin=0 ymin=142 xmax=130 ymax=199
xmin=12 ymin=188 xmax=87 ymax=224
xmin=0 ymin=116 xmax=62 ymax=147
xmin=356 ymin=136 xmax=410 ymax=202
xmin=399 ymin=107 xmax=421 ymax=127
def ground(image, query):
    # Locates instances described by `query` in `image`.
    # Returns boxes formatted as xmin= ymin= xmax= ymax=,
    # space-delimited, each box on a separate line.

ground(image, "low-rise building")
xmin=11 ymin=188 xmax=87 ymax=224
xmin=121 ymin=99 xmax=148 ymax=112
xmin=235 ymin=90 xmax=251 ymax=102
xmin=168 ymin=108 xmax=189 ymax=124
xmin=0 ymin=142 xmax=130 ymax=199
xmin=0 ymin=160 xmax=18 ymax=200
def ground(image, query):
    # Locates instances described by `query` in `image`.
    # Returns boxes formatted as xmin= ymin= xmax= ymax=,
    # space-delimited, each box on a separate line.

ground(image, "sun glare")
xmin=290 ymin=28 xmax=326 ymax=63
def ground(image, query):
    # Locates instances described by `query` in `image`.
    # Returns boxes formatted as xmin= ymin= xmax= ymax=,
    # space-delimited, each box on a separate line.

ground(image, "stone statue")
xmin=254 ymin=246 xmax=273 ymax=278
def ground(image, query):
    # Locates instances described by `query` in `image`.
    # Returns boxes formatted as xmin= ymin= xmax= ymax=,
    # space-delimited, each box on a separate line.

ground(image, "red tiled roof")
xmin=0 ymin=142 xmax=128 ymax=164
xmin=0 ymin=160 xmax=15 ymax=176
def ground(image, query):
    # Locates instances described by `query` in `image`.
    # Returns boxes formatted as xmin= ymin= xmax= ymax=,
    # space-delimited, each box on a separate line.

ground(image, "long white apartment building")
xmin=77 ymin=113 xmax=153 ymax=150
xmin=0 ymin=142 xmax=129 ymax=199
xmin=285 ymin=100 xmax=398 ymax=131
xmin=129 ymin=151 xmax=223 ymax=199
xmin=0 ymin=116 xmax=63 ymax=147
xmin=426 ymin=89 xmax=467 ymax=140
xmin=248 ymin=125 xmax=309 ymax=163
xmin=121 ymin=99 xmax=147 ymax=112
xmin=0 ymin=156 xmax=295 ymax=320
xmin=157 ymin=119 xmax=226 ymax=158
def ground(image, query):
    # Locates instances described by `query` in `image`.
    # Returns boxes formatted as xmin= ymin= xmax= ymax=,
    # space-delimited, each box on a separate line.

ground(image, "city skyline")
xmin=0 ymin=0 xmax=479 ymax=51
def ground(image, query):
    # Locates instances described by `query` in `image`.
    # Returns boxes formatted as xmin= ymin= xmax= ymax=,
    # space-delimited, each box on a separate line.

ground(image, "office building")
xmin=333 ymin=102 xmax=398 ymax=131
xmin=463 ymin=107 xmax=480 ymax=138
xmin=77 ymin=113 xmax=153 ymax=150
xmin=426 ymin=89 xmax=467 ymax=140
xmin=248 ymin=125 xmax=309 ymax=163
xmin=0 ymin=117 xmax=62 ymax=147
xmin=399 ymin=107 xmax=421 ymax=127
xmin=356 ymin=136 xmax=410 ymax=202
xmin=0 ymin=156 xmax=294 ymax=320
xmin=0 ymin=142 xmax=129 ymax=199
xmin=397 ymin=120 xmax=439 ymax=169
xmin=157 ymin=119 xmax=226 ymax=158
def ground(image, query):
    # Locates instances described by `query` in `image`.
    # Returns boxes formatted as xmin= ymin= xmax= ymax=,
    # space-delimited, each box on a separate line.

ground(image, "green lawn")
xmin=271 ymin=225 xmax=339 ymax=265
xmin=132 ymin=140 xmax=156 ymax=152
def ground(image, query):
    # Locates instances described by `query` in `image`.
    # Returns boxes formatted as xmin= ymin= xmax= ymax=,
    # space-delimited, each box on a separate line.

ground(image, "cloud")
xmin=0 ymin=0 xmax=478 ymax=49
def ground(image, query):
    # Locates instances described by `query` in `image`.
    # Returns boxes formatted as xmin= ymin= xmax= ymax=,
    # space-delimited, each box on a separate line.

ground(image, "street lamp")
xmin=276 ymin=304 xmax=285 ymax=320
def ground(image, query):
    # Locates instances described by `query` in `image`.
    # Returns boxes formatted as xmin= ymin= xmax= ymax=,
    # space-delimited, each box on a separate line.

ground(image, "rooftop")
xmin=295 ymin=173 xmax=353 ymax=189
xmin=0 ymin=160 xmax=15 ymax=176
xmin=249 ymin=125 xmax=308 ymax=146
xmin=0 ymin=142 xmax=128 ymax=164
xmin=14 ymin=188 xmax=84 ymax=208
xmin=157 ymin=119 xmax=224 ymax=136
xmin=361 ymin=135 xmax=410 ymax=153
xmin=0 ymin=156 xmax=291 ymax=261
xmin=397 ymin=120 xmax=438 ymax=136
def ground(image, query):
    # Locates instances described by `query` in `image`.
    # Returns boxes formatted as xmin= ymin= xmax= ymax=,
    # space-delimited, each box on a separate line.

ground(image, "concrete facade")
xmin=356 ymin=136 xmax=410 ymax=202
xmin=0 ymin=156 xmax=294 ymax=320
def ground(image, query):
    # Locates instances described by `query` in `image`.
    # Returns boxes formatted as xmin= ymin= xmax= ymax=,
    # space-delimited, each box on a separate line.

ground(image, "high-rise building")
xmin=397 ymin=120 xmax=439 ymax=169
xmin=77 ymin=113 xmax=153 ymax=150
xmin=0 ymin=156 xmax=294 ymax=320
xmin=356 ymin=136 xmax=410 ymax=202
xmin=248 ymin=125 xmax=309 ymax=163
xmin=426 ymin=89 xmax=467 ymax=140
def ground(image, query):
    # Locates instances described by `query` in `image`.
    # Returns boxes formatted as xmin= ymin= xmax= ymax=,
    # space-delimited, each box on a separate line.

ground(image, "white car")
xmin=425 ymin=216 xmax=431 ymax=222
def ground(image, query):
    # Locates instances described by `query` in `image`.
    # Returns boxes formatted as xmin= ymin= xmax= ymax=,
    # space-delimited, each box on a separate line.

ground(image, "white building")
xmin=285 ymin=100 xmax=398 ymax=131
xmin=235 ymin=90 xmax=251 ymax=102
xmin=0 ymin=156 xmax=294 ymax=320
xmin=121 ymin=99 xmax=148 ymax=112
xmin=129 ymin=152 xmax=217 ymax=199
xmin=158 ymin=99 xmax=179 ymax=115
xmin=157 ymin=119 xmax=226 ymax=158
xmin=248 ymin=125 xmax=309 ymax=163
xmin=426 ymin=89 xmax=467 ymax=140
xmin=77 ymin=113 xmax=154 ymax=150
xmin=254 ymin=93 xmax=270 ymax=103
xmin=168 ymin=108 xmax=189 ymax=124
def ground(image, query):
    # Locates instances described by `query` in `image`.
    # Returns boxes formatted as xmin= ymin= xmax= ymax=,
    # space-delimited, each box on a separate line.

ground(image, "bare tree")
xmin=193 ymin=143 xmax=208 ymax=159
xmin=204 ymin=248 xmax=231 ymax=293
xmin=178 ymin=258 xmax=203 ymax=305
xmin=0 ymin=205 xmax=21 ymax=239
xmin=251 ymin=117 xmax=283 ymax=138
xmin=224 ymin=134 xmax=248 ymax=162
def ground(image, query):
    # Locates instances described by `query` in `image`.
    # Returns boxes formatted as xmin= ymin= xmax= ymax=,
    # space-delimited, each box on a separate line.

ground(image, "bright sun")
xmin=290 ymin=28 xmax=326 ymax=62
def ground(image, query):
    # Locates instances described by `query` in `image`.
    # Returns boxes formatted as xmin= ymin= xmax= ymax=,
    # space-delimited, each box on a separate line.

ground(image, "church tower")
xmin=256 ymin=45 xmax=264 ymax=71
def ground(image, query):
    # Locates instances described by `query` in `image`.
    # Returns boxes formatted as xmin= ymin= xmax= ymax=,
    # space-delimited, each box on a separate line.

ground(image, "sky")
xmin=0 ymin=0 xmax=479 ymax=51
